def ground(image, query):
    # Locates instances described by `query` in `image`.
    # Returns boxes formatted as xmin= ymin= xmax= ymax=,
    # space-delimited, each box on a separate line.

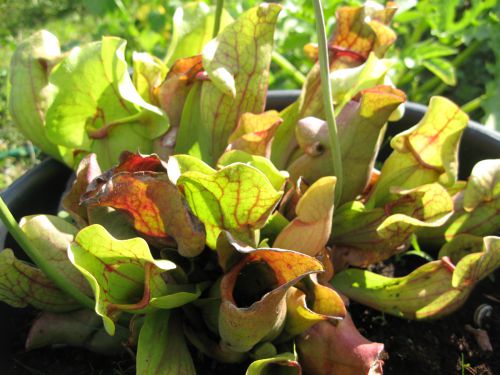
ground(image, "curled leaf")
xmin=155 ymin=55 xmax=204 ymax=158
xmin=332 ymin=236 xmax=499 ymax=319
xmin=132 ymin=52 xmax=168 ymax=106
xmin=83 ymin=152 xmax=206 ymax=257
xmin=9 ymin=30 xmax=69 ymax=163
xmin=463 ymin=159 xmax=500 ymax=211
xmin=46 ymin=37 xmax=168 ymax=169
xmin=332 ymin=183 xmax=453 ymax=266
xmin=297 ymin=312 xmax=384 ymax=375
xmin=285 ymin=277 xmax=346 ymax=337
xmin=272 ymin=3 xmax=397 ymax=169
xmin=289 ymin=86 xmax=405 ymax=202
xmin=274 ymin=177 xmax=336 ymax=257
xmin=176 ymin=4 xmax=282 ymax=164
xmin=19 ymin=214 xmax=92 ymax=296
xmin=68 ymin=224 xmax=176 ymax=335
xmin=178 ymin=163 xmax=283 ymax=249
xmin=0 ymin=249 xmax=78 ymax=312
xmin=62 ymin=153 xmax=102 ymax=227
xmin=419 ymin=159 xmax=500 ymax=244
xmin=452 ymin=236 xmax=500 ymax=289
xmin=438 ymin=234 xmax=484 ymax=264
xmin=367 ymin=96 xmax=468 ymax=207
xmin=246 ymin=352 xmax=301 ymax=375
xmin=226 ymin=111 xmax=283 ymax=157
xmin=219 ymin=243 xmax=324 ymax=352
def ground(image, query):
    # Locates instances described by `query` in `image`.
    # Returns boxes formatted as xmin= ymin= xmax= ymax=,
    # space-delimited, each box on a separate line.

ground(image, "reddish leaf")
xmin=300 ymin=4 xmax=397 ymax=120
xmin=62 ymin=153 xmax=102 ymax=227
xmin=297 ymin=312 xmax=384 ymax=375
xmin=155 ymin=55 xmax=204 ymax=157
xmin=226 ymin=111 xmax=283 ymax=157
xmin=82 ymin=152 xmax=205 ymax=257
xmin=219 ymin=236 xmax=324 ymax=352
xmin=274 ymin=177 xmax=336 ymax=257
xmin=332 ymin=183 xmax=453 ymax=266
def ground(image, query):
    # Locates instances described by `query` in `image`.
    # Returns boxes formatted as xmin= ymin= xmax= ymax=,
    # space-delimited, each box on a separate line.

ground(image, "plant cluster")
xmin=1 ymin=2 xmax=499 ymax=374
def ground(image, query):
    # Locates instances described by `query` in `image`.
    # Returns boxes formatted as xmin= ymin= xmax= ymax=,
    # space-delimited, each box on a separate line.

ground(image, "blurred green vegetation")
xmin=1 ymin=0 xmax=499 ymax=189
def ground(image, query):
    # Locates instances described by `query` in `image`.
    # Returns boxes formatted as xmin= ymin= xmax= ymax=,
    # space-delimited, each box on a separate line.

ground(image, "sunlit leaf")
xmin=132 ymin=51 xmax=168 ymax=105
xmin=463 ymin=159 xmax=500 ymax=211
xmin=366 ymin=96 xmax=468 ymax=208
xmin=46 ymin=37 xmax=169 ymax=169
xmin=274 ymin=177 xmax=336 ymax=257
xmin=9 ymin=30 xmax=69 ymax=163
xmin=178 ymin=163 xmax=282 ymax=249
xmin=333 ymin=236 xmax=499 ymax=319
xmin=452 ymin=236 xmax=500 ymax=288
xmin=165 ymin=2 xmax=233 ymax=67
xmin=176 ymin=4 xmax=282 ymax=164
xmin=82 ymin=152 xmax=206 ymax=257
xmin=285 ymin=276 xmax=346 ymax=336
xmin=289 ymin=86 xmax=405 ymax=202
xmin=330 ymin=53 xmax=396 ymax=114
xmin=218 ymin=150 xmax=288 ymax=191
xmin=332 ymin=183 xmax=453 ymax=266
xmin=68 ymin=224 xmax=176 ymax=335
xmin=438 ymin=234 xmax=484 ymax=264
xmin=419 ymin=159 xmax=500 ymax=244
xmin=226 ymin=111 xmax=283 ymax=157
xmin=272 ymin=3 xmax=398 ymax=169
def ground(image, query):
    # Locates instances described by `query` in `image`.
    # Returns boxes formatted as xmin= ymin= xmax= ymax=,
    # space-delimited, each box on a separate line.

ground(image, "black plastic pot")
xmin=1 ymin=90 xmax=499 ymax=370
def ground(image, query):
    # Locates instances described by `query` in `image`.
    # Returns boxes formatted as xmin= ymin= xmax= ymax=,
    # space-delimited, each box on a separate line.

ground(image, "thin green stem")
xmin=212 ymin=0 xmax=224 ymax=38
xmin=312 ymin=0 xmax=343 ymax=204
xmin=271 ymin=51 xmax=306 ymax=86
xmin=0 ymin=197 xmax=94 ymax=310
xmin=461 ymin=94 xmax=486 ymax=114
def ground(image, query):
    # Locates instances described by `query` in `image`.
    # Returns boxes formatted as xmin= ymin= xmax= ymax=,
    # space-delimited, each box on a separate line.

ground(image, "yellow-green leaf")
xmin=367 ymin=96 xmax=468 ymax=208
xmin=178 ymin=163 xmax=282 ymax=249
xmin=46 ymin=37 xmax=168 ymax=169
xmin=176 ymin=4 xmax=282 ymax=165
xmin=274 ymin=177 xmax=336 ymax=257
xmin=219 ymin=246 xmax=323 ymax=352
xmin=68 ymin=225 xmax=176 ymax=335
xmin=137 ymin=310 xmax=195 ymax=375
xmin=0 ymin=249 xmax=78 ymax=312
xmin=332 ymin=183 xmax=453 ymax=266
xmin=8 ymin=30 xmax=69 ymax=163
xmin=226 ymin=111 xmax=283 ymax=157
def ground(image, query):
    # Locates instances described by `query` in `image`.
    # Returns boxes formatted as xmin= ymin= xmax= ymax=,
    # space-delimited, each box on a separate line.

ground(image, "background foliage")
xmin=1 ymin=0 xmax=499 ymax=189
